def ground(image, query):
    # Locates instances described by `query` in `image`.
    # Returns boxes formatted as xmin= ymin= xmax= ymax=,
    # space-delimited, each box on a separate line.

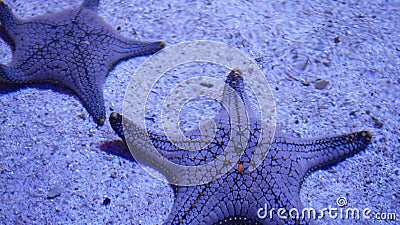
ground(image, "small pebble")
xmin=334 ymin=36 xmax=340 ymax=43
xmin=315 ymin=79 xmax=329 ymax=89
xmin=47 ymin=185 xmax=64 ymax=199
xmin=103 ymin=156 xmax=114 ymax=161
xmin=301 ymin=80 xmax=310 ymax=86
xmin=373 ymin=120 xmax=384 ymax=128
xmin=102 ymin=197 xmax=111 ymax=206
xmin=322 ymin=61 xmax=331 ymax=67
xmin=110 ymin=172 xmax=117 ymax=179
xmin=200 ymin=82 xmax=214 ymax=88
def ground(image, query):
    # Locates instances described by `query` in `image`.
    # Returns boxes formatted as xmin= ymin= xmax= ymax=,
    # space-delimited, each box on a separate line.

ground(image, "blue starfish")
xmin=109 ymin=69 xmax=372 ymax=224
xmin=0 ymin=0 xmax=165 ymax=125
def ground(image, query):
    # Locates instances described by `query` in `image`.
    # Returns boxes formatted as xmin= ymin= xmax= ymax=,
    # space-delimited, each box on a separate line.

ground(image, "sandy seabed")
xmin=0 ymin=0 xmax=399 ymax=224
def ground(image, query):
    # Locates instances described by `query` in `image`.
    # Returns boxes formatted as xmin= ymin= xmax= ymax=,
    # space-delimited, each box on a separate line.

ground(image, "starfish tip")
xmin=231 ymin=67 xmax=243 ymax=75
xmin=159 ymin=40 xmax=166 ymax=48
xmin=110 ymin=112 xmax=120 ymax=120
xmin=361 ymin=130 xmax=372 ymax=141
xmin=97 ymin=118 xmax=105 ymax=126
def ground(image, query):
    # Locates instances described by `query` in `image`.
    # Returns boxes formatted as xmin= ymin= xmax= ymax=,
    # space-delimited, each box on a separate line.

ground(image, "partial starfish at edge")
xmin=0 ymin=0 xmax=165 ymax=125
xmin=109 ymin=69 xmax=372 ymax=224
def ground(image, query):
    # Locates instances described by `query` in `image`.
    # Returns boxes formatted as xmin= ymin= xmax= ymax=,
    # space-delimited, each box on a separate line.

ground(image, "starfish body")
xmin=109 ymin=69 xmax=372 ymax=225
xmin=0 ymin=0 xmax=165 ymax=125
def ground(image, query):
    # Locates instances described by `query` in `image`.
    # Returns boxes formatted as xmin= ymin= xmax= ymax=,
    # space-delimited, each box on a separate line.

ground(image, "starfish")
xmin=109 ymin=69 xmax=372 ymax=224
xmin=0 ymin=0 xmax=165 ymax=125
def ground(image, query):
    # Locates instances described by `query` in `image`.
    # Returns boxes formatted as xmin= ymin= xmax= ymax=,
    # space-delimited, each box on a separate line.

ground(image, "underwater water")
xmin=0 ymin=0 xmax=399 ymax=224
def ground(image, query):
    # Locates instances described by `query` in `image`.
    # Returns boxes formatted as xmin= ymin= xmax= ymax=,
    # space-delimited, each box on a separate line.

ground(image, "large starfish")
xmin=0 ymin=0 xmax=165 ymax=125
xmin=109 ymin=69 xmax=372 ymax=224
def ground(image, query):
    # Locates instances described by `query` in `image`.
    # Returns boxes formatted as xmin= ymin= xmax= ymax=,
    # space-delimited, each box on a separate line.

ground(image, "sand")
xmin=0 ymin=0 xmax=398 ymax=224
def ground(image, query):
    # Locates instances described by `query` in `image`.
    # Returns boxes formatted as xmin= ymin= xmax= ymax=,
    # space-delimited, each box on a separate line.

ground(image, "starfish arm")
xmin=109 ymin=112 xmax=197 ymax=182
xmin=109 ymin=112 xmax=221 ymax=165
xmin=65 ymin=70 xmax=107 ymax=125
xmin=76 ymin=86 xmax=106 ymax=125
xmin=110 ymin=112 xmax=126 ymax=141
xmin=0 ymin=1 xmax=17 ymax=28
xmin=275 ymin=131 xmax=372 ymax=178
xmin=109 ymin=38 xmax=165 ymax=64
xmin=82 ymin=0 xmax=100 ymax=10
